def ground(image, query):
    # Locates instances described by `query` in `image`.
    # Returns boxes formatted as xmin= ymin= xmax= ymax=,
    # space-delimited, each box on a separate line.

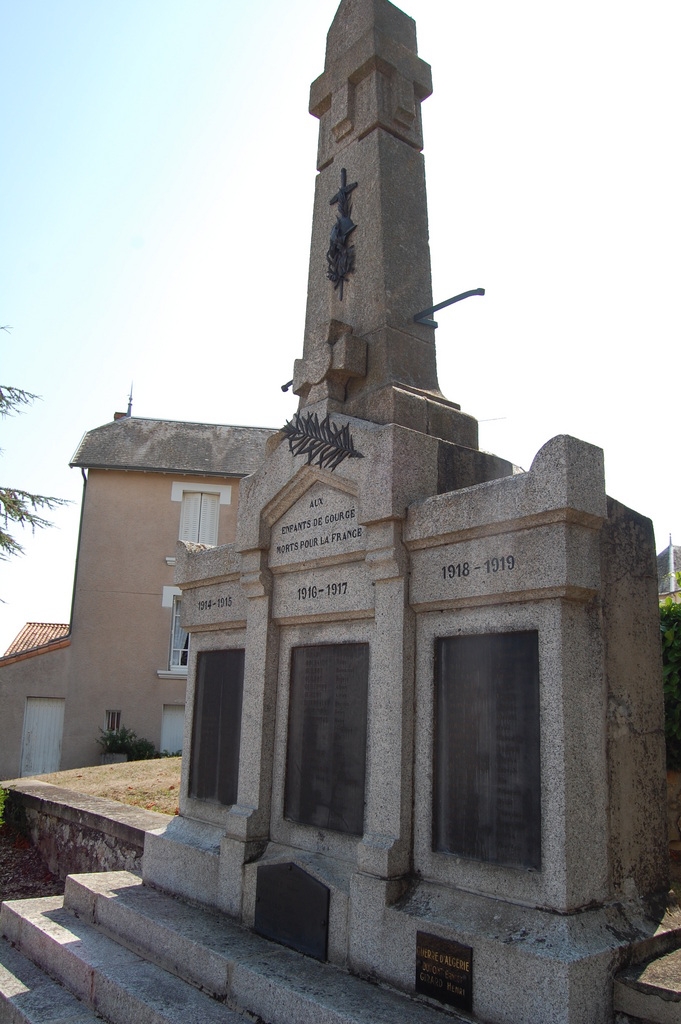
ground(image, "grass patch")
xmin=34 ymin=758 xmax=182 ymax=815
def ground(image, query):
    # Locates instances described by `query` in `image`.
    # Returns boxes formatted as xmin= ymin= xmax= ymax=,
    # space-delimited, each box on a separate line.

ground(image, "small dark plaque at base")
xmin=416 ymin=931 xmax=473 ymax=1011
xmin=254 ymin=862 xmax=329 ymax=962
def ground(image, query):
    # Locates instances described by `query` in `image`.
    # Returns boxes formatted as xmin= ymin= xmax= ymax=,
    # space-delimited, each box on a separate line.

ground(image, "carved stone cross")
xmin=293 ymin=0 xmax=477 ymax=449
xmin=326 ymin=168 xmax=358 ymax=300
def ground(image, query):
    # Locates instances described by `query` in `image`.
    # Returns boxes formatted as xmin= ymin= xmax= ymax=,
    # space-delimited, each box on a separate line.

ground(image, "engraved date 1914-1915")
xmin=298 ymin=580 xmax=348 ymax=601
xmin=197 ymin=595 xmax=233 ymax=611
xmin=441 ymin=555 xmax=516 ymax=580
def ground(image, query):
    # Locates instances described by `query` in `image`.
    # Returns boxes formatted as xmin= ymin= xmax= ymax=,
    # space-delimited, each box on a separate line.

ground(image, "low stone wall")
xmin=3 ymin=780 xmax=171 ymax=879
xmin=5 ymin=776 xmax=679 ymax=885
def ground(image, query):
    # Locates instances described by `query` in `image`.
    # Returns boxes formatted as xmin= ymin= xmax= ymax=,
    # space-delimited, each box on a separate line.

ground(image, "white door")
xmin=160 ymin=704 xmax=185 ymax=754
xmin=20 ymin=697 xmax=66 ymax=776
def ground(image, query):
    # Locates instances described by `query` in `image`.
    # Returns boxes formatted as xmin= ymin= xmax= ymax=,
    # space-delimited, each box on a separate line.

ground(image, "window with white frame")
xmin=169 ymin=596 xmax=189 ymax=670
xmin=179 ymin=492 xmax=220 ymax=546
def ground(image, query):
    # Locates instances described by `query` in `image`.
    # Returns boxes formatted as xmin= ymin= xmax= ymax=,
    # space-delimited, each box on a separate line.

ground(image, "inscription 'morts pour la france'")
xmin=433 ymin=631 xmax=541 ymax=870
xmin=269 ymin=483 xmax=365 ymax=568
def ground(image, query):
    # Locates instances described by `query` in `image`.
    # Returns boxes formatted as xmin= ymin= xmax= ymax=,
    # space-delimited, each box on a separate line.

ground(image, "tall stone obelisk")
xmin=145 ymin=6 xmax=679 ymax=1024
xmin=293 ymin=0 xmax=478 ymax=448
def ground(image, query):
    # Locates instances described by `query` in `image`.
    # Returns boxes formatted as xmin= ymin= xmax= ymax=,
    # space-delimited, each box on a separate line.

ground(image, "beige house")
xmin=0 ymin=414 xmax=274 ymax=779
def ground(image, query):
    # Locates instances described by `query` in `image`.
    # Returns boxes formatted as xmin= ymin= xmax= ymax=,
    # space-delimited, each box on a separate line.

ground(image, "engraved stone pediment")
xmin=269 ymin=480 xmax=365 ymax=569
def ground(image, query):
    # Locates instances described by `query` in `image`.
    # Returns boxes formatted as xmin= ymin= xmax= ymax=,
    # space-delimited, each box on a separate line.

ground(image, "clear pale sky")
xmin=1 ymin=0 xmax=679 ymax=651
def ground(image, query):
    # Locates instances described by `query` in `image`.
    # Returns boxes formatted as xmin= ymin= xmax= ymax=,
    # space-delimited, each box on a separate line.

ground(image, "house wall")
xmin=0 ymin=468 xmax=243 ymax=780
xmin=0 ymin=645 xmax=71 ymax=780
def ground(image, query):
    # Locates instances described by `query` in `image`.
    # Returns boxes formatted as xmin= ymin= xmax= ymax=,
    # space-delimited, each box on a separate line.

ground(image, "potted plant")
xmin=97 ymin=725 xmax=157 ymax=764
xmin=97 ymin=725 xmax=134 ymax=764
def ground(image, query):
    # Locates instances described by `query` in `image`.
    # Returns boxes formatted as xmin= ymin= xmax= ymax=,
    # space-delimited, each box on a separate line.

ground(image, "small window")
xmin=105 ymin=709 xmax=121 ymax=732
xmin=170 ymin=596 xmax=189 ymax=670
xmin=179 ymin=492 xmax=219 ymax=546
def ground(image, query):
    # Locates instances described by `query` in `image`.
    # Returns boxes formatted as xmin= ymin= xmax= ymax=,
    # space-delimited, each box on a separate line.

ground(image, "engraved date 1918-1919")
xmin=441 ymin=555 xmax=516 ymax=580
xmin=297 ymin=580 xmax=348 ymax=601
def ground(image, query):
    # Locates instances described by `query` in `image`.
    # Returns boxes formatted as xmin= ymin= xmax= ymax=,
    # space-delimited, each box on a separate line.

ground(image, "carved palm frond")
xmin=282 ymin=412 xmax=363 ymax=471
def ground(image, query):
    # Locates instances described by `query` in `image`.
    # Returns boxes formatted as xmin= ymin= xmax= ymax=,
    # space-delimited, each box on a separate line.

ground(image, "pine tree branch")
xmin=0 ymin=487 xmax=71 ymax=559
xmin=282 ymin=412 xmax=363 ymax=471
xmin=0 ymin=385 xmax=40 ymax=416
xmin=0 ymin=337 xmax=70 ymax=570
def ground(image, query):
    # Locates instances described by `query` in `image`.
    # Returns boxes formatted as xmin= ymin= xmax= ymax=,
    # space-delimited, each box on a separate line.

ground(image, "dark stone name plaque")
xmin=433 ymin=631 xmax=541 ymax=870
xmin=416 ymin=931 xmax=472 ymax=1011
xmin=285 ymin=642 xmax=368 ymax=836
xmin=254 ymin=862 xmax=329 ymax=961
xmin=188 ymin=648 xmax=244 ymax=805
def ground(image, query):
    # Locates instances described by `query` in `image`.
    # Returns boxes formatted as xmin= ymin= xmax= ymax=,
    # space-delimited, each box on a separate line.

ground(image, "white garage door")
xmin=20 ymin=697 xmax=66 ymax=776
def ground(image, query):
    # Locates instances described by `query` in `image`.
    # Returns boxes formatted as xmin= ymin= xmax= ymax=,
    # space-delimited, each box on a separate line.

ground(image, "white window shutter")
xmin=198 ymin=493 xmax=219 ymax=545
xmin=179 ymin=493 xmax=201 ymax=542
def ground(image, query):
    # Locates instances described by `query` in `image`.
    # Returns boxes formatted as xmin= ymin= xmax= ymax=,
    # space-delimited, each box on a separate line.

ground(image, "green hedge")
xmin=662 ymin=598 xmax=681 ymax=770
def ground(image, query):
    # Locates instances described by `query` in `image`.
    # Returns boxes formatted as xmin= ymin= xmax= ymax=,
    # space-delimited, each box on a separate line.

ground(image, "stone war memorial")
xmin=2 ymin=2 xmax=680 ymax=1023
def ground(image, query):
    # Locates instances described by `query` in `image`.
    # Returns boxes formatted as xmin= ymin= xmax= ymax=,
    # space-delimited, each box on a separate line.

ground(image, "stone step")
xmin=65 ymin=872 xmax=462 ymax=1024
xmin=61 ymin=870 xmax=463 ymax=1024
xmin=0 ymin=938 xmax=105 ymax=1023
xmin=0 ymin=896 xmax=248 ymax=1024
xmin=613 ymin=947 xmax=681 ymax=1024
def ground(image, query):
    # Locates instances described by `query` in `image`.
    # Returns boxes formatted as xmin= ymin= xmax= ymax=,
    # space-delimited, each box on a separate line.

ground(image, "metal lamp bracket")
xmin=413 ymin=288 xmax=485 ymax=329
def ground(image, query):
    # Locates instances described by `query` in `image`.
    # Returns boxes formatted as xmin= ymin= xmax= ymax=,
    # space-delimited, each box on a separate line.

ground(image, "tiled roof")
xmin=4 ymin=622 xmax=70 ymax=657
xmin=70 ymin=417 xmax=277 ymax=478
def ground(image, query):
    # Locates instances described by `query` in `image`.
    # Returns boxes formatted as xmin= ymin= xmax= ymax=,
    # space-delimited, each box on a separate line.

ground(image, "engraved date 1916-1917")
xmin=298 ymin=580 xmax=348 ymax=601
xmin=441 ymin=555 xmax=516 ymax=580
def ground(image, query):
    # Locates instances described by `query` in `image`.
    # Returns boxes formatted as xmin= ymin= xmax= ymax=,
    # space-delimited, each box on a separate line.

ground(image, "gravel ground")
xmin=0 ymin=821 xmax=64 ymax=903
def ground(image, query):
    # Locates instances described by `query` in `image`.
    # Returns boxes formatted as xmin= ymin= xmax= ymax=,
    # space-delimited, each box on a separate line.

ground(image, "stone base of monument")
xmin=348 ymin=879 xmax=681 ymax=1022
xmin=0 ymin=870 xmax=476 ymax=1024
xmin=2 ymin=870 xmax=680 ymax=1024
xmin=126 ymin=427 xmax=681 ymax=1024
xmin=142 ymin=824 xmax=681 ymax=1022
xmin=143 ymin=815 xmax=224 ymax=906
